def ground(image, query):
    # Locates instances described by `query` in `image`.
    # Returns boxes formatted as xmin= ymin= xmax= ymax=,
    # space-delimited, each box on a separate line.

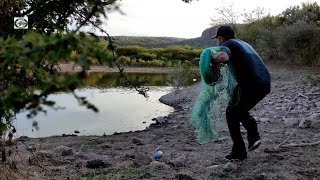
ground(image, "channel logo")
xmin=14 ymin=17 xmax=28 ymax=29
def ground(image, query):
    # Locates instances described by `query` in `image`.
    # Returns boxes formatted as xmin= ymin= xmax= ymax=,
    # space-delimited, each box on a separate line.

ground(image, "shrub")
xmin=278 ymin=21 xmax=320 ymax=64
xmin=137 ymin=52 xmax=157 ymax=61
xmin=117 ymin=56 xmax=131 ymax=66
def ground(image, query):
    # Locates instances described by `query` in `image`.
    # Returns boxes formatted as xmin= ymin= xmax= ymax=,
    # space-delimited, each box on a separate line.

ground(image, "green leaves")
xmin=0 ymin=31 xmax=114 ymax=135
xmin=1 ymin=0 xmax=120 ymax=39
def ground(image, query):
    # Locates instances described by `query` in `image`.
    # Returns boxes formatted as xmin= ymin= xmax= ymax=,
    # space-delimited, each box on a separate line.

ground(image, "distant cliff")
xmin=164 ymin=26 xmax=219 ymax=48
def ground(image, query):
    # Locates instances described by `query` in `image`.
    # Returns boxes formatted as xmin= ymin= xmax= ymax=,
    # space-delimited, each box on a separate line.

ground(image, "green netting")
xmin=191 ymin=47 xmax=237 ymax=144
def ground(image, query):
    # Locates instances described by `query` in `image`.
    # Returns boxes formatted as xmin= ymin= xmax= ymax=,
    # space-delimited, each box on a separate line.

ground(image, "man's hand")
xmin=213 ymin=52 xmax=229 ymax=63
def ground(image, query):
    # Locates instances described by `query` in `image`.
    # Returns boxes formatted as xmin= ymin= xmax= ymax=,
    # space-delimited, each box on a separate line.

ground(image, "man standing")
xmin=212 ymin=25 xmax=271 ymax=161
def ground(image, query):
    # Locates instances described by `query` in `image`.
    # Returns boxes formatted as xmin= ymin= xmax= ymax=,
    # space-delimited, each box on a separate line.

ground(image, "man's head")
xmin=213 ymin=25 xmax=235 ymax=45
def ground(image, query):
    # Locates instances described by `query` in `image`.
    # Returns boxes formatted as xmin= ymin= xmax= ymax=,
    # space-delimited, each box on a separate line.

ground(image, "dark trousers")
xmin=226 ymin=84 xmax=270 ymax=155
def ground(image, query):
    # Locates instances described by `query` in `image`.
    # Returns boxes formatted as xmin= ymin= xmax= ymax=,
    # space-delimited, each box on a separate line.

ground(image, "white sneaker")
xmin=248 ymin=139 xmax=261 ymax=151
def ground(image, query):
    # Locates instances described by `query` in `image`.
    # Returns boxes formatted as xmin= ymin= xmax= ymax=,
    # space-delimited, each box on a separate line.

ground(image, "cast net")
xmin=190 ymin=47 xmax=237 ymax=144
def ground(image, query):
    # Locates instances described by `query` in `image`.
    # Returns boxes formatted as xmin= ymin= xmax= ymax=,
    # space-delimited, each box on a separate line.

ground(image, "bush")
xmin=137 ymin=52 xmax=157 ymax=61
xmin=278 ymin=21 xmax=320 ymax=64
xmin=117 ymin=56 xmax=131 ymax=66
xmin=113 ymin=45 xmax=202 ymax=67
xmin=239 ymin=2 xmax=320 ymax=65
xmin=150 ymin=59 xmax=164 ymax=67
xmin=116 ymin=46 xmax=146 ymax=58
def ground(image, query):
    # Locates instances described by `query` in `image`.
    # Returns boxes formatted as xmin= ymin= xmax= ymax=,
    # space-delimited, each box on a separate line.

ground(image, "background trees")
xmin=238 ymin=2 xmax=320 ymax=65
xmin=210 ymin=1 xmax=320 ymax=65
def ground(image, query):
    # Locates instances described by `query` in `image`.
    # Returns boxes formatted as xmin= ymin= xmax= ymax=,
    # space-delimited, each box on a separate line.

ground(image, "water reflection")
xmin=14 ymin=72 xmax=190 ymax=138
xmin=15 ymin=87 xmax=173 ymax=138
xmin=80 ymin=72 xmax=174 ymax=88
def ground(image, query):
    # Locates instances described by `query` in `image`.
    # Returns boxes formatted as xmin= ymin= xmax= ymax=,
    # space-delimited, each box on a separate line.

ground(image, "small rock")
xmin=152 ymin=116 xmax=168 ymax=125
xmin=132 ymin=152 xmax=152 ymax=166
xmin=48 ymin=166 xmax=65 ymax=172
xmin=299 ymin=118 xmax=312 ymax=128
xmin=148 ymin=161 xmax=170 ymax=171
xmin=132 ymin=137 xmax=144 ymax=145
xmin=53 ymin=145 xmax=74 ymax=156
xmin=142 ymin=121 xmax=146 ymax=124
xmin=310 ymin=113 xmax=320 ymax=120
xmin=101 ymin=144 xmax=111 ymax=149
xmin=86 ymin=159 xmax=110 ymax=169
xmin=103 ymin=133 xmax=107 ymax=137
xmin=27 ymin=145 xmax=36 ymax=152
xmin=175 ymin=174 xmax=194 ymax=180
xmin=74 ymin=130 xmax=80 ymax=134
xmin=61 ymin=149 xmax=73 ymax=156
xmin=289 ymin=110 xmax=301 ymax=114
xmin=296 ymin=105 xmax=303 ymax=110
xmin=125 ymin=154 xmax=135 ymax=159
xmin=169 ymin=155 xmax=187 ymax=167
xmin=36 ymin=150 xmax=53 ymax=158
xmin=261 ymin=173 xmax=267 ymax=178
xmin=216 ymin=136 xmax=228 ymax=142
xmin=223 ymin=162 xmax=238 ymax=172
xmin=172 ymin=125 xmax=182 ymax=130
xmin=259 ymin=118 xmax=270 ymax=122
xmin=284 ymin=117 xmax=299 ymax=127
xmin=268 ymin=111 xmax=276 ymax=115
xmin=206 ymin=165 xmax=220 ymax=171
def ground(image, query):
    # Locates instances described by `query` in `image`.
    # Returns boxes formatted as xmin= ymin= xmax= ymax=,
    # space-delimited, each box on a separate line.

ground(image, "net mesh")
xmin=190 ymin=47 xmax=237 ymax=144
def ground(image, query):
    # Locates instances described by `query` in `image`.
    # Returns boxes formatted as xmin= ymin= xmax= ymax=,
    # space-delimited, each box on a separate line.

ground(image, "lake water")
xmin=14 ymin=72 xmax=198 ymax=138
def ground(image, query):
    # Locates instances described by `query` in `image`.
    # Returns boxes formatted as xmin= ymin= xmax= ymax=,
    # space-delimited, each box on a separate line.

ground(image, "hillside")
xmin=112 ymin=36 xmax=186 ymax=48
xmin=111 ymin=25 xmax=247 ymax=48
xmin=111 ymin=26 xmax=219 ymax=48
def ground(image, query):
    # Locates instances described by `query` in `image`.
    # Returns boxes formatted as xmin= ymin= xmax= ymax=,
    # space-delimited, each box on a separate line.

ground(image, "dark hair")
xmin=212 ymin=25 xmax=235 ymax=40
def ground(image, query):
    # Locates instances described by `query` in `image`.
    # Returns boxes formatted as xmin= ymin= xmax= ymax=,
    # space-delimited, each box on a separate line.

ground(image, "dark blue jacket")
xmin=221 ymin=39 xmax=271 ymax=89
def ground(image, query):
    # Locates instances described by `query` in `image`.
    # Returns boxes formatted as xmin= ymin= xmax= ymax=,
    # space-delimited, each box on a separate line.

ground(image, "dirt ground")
xmin=1 ymin=64 xmax=320 ymax=180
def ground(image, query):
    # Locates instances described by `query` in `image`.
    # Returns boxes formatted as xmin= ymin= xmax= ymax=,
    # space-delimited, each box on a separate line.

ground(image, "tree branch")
xmin=75 ymin=11 xmax=149 ymax=98
xmin=75 ymin=3 xmax=99 ymax=32
xmin=274 ymin=130 xmax=296 ymax=150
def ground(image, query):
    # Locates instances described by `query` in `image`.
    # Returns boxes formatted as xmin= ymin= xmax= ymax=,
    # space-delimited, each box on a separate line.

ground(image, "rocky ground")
xmin=1 ymin=64 xmax=320 ymax=180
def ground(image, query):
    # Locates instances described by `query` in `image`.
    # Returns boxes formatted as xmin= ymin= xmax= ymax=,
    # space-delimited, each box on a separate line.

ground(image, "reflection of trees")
xmin=80 ymin=73 xmax=172 ymax=88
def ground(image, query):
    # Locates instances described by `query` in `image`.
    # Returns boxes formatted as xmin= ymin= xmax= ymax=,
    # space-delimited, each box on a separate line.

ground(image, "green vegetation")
xmin=112 ymin=36 xmax=186 ymax=48
xmin=238 ymin=2 xmax=320 ymax=65
xmin=115 ymin=45 xmax=202 ymax=67
xmin=0 ymin=0 xmax=200 ymax=161
xmin=0 ymin=0 xmax=121 ymax=161
xmin=78 ymin=72 xmax=175 ymax=88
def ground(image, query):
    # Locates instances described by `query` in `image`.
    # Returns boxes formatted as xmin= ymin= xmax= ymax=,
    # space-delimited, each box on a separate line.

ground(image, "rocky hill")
xmin=111 ymin=26 xmax=219 ymax=48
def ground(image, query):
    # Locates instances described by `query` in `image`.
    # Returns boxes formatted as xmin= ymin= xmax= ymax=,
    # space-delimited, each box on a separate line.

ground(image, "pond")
xmin=14 ymin=72 xmax=199 ymax=138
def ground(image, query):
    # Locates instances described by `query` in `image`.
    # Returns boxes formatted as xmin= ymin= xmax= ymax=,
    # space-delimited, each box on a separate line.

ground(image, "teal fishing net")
xmin=191 ymin=47 xmax=237 ymax=144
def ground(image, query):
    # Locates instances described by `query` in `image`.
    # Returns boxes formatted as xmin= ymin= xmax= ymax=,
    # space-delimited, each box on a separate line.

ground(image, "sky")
xmin=100 ymin=0 xmax=319 ymax=38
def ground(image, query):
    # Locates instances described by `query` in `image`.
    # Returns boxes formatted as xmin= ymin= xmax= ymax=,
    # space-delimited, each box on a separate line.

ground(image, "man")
xmin=212 ymin=25 xmax=271 ymax=161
